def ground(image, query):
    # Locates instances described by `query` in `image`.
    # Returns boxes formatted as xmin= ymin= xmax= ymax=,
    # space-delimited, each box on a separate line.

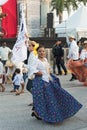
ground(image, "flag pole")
xmin=11 ymin=4 xmax=29 ymax=64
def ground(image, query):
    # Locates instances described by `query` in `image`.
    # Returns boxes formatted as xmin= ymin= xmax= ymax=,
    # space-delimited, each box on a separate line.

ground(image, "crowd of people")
xmin=0 ymin=42 xmax=26 ymax=94
xmin=0 ymin=37 xmax=86 ymax=123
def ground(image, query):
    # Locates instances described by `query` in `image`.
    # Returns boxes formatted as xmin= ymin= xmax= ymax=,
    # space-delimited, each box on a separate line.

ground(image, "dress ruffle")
xmin=32 ymin=74 xmax=82 ymax=123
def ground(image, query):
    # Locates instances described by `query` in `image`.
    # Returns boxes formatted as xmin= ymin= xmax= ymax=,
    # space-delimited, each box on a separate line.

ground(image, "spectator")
xmin=52 ymin=40 xmax=67 ymax=75
xmin=0 ymin=42 xmax=11 ymax=73
xmin=0 ymin=42 xmax=11 ymax=65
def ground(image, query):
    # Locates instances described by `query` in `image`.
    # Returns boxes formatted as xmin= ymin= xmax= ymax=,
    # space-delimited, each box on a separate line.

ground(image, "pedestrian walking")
xmin=52 ymin=40 xmax=67 ymax=75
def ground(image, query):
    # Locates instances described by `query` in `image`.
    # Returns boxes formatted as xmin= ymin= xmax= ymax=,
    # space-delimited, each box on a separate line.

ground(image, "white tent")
xmin=55 ymin=6 xmax=87 ymax=40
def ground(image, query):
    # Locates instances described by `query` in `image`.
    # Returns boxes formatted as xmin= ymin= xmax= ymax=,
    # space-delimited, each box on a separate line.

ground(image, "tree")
xmin=51 ymin=0 xmax=64 ymax=23
xmin=51 ymin=0 xmax=87 ymax=23
xmin=78 ymin=0 xmax=87 ymax=6
xmin=64 ymin=0 xmax=78 ymax=17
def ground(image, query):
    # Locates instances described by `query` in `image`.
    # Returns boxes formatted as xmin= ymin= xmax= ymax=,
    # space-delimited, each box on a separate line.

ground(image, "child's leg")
xmin=0 ymin=84 xmax=5 ymax=92
xmin=20 ymin=82 xmax=25 ymax=93
xmin=15 ymin=85 xmax=20 ymax=95
xmin=15 ymin=89 xmax=20 ymax=95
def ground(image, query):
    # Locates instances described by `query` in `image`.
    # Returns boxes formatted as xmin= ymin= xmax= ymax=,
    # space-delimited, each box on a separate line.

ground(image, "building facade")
xmin=17 ymin=0 xmax=51 ymax=37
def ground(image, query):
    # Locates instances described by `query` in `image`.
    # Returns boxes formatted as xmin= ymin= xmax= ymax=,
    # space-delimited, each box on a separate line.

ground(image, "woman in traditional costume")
xmin=67 ymin=40 xmax=87 ymax=86
xmin=31 ymin=45 xmax=82 ymax=123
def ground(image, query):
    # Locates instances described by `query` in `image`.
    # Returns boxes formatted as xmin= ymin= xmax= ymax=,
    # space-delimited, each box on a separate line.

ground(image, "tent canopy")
xmin=55 ymin=6 xmax=87 ymax=39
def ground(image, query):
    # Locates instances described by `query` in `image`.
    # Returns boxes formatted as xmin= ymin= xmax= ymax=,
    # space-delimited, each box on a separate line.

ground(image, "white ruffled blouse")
xmin=35 ymin=58 xmax=51 ymax=82
xmin=80 ymin=49 xmax=87 ymax=60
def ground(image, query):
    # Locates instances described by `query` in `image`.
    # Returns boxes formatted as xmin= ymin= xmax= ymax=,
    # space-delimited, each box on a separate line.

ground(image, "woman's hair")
xmin=36 ymin=44 xmax=45 ymax=51
xmin=15 ymin=68 xmax=20 ymax=74
xmin=28 ymin=40 xmax=35 ymax=47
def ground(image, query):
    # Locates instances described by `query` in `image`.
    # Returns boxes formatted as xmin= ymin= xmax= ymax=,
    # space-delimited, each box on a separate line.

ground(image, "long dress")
xmin=32 ymin=58 xmax=82 ymax=123
xmin=67 ymin=49 xmax=87 ymax=86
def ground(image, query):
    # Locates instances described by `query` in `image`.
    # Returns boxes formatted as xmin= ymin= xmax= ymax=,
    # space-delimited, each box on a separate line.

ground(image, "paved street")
xmin=0 ymin=74 xmax=87 ymax=130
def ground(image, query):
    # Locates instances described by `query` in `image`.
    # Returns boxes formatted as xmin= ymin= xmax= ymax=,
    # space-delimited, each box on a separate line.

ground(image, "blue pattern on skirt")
xmin=32 ymin=74 xmax=82 ymax=123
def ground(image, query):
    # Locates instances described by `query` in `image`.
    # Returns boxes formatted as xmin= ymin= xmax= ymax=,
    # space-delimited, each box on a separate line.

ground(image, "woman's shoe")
xmin=32 ymin=106 xmax=35 ymax=111
xmin=31 ymin=112 xmax=42 ymax=120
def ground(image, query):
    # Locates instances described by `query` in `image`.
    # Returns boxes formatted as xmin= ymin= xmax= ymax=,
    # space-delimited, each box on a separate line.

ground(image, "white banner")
xmin=11 ymin=7 xmax=28 ymax=64
xmin=0 ymin=0 xmax=8 ymax=5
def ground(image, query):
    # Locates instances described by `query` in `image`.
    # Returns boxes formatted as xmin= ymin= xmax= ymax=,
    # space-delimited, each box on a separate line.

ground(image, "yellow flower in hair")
xmin=34 ymin=42 xmax=39 ymax=56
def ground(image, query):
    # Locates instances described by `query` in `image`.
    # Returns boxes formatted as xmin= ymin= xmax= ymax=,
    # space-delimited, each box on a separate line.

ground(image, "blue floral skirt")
xmin=32 ymin=74 xmax=82 ymax=123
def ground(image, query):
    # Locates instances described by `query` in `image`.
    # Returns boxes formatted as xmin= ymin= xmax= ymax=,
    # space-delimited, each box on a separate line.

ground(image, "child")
xmin=12 ymin=68 xmax=24 ymax=95
xmin=0 ymin=56 xmax=5 ymax=92
xmin=5 ymin=52 xmax=16 ymax=84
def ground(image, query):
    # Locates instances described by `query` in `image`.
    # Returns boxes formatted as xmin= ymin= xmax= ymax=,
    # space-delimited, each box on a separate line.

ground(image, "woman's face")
xmin=38 ymin=47 xmax=46 ymax=58
xmin=27 ymin=44 xmax=34 ymax=52
xmin=84 ymin=44 xmax=87 ymax=49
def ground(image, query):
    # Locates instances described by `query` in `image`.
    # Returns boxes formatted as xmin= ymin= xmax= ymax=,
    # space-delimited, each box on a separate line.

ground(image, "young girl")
xmin=24 ymin=40 xmax=37 ymax=94
xmin=31 ymin=45 xmax=82 ymax=123
xmin=5 ymin=52 xmax=16 ymax=84
xmin=24 ymin=40 xmax=37 ymax=106
xmin=12 ymin=68 xmax=24 ymax=95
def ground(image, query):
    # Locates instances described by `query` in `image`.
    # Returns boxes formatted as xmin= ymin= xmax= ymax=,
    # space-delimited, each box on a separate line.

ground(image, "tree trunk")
xmin=59 ymin=12 xmax=63 ymax=23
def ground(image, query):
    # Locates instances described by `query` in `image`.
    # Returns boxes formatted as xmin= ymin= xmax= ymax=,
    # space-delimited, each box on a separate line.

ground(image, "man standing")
xmin=0 ymin=42 xmax=11 ymax=65
xmin=67 ymin=36 xmax=79 ymax=81
xmin=0 ymin=42 xmax=11 ymax=73
xmin=52 ymin=39 xmax=67 ymax=75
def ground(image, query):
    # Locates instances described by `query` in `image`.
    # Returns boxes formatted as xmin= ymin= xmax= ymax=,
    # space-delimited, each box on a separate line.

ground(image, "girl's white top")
xmin=24 ymin=51 xmax=38 ymax=79
xmin=80 ymin=49 xmax=87 ymax=60
xmin=68 ymin=40 xmax=79 ymax=60
xmin=35 ymin=58 xmax=51 ymax=82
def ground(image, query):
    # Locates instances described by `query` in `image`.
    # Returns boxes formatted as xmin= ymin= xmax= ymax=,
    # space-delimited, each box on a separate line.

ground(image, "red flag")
xmin=1 ymin=0 xmax=17 ymax=38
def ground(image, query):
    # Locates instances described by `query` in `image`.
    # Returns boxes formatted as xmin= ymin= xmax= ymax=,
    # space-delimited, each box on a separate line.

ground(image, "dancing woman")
xmin=31 ymin=45 xmax=82 ymax=123
xmin=67 ymin=40 xmax=87 ymax=86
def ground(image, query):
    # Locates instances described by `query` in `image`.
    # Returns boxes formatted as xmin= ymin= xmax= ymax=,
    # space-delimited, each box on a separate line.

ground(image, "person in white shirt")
xmin=12 ymin=68 xmax=24 ymax=95
xmin=67 ymin=35 xmax=79 ymax=81
xmin=79 ymin=40 xmax=87 ymax=86
xmin=24 ymin=40 xmax=37 ymax=106
xmin=0 ymin=42 xmax=11 ymax=74
xmin=67 ymin=40 xmax=87 ymax=86
xmin=80 ymin=41 xmax=87 ymax=60
xmin=0 ymin=42 xmax=11 ymax=65
xmin=0 ymin=56 xmax=5 ymax=92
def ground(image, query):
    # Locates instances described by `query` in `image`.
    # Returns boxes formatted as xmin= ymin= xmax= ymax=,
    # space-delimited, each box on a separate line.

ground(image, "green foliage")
xmin=51 ymin=0 xmax=87 ymax=17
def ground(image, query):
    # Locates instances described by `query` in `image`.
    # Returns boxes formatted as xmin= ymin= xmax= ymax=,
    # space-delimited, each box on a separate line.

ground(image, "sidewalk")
xmin=0 ymin=74 xmax=87 ymax=130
